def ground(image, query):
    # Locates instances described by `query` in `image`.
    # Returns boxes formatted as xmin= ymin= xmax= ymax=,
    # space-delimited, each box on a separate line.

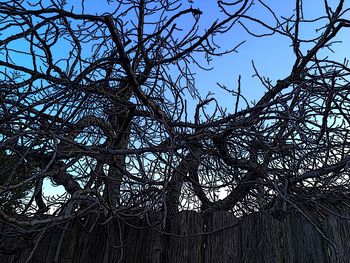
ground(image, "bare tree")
xmin=1 ymin=0 xmax=350 ymax=249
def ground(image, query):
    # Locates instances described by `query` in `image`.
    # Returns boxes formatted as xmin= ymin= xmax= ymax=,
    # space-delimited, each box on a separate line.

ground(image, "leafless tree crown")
xmin=1 ymin=0 xmax=350 ymax=232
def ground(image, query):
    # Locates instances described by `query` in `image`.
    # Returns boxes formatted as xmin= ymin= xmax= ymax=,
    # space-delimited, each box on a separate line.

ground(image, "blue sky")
xmin=3 ymin=0 xmax=349 ymax=113
xmin=68 ymin=0 xmax=350 ymax=113
xmin=2 ymin=0 xmax=350 ymax=198
xmin=191 ymin=1 xmax=350 ymax=110
xmin=36 ymin=0 xmax=350 ymax=197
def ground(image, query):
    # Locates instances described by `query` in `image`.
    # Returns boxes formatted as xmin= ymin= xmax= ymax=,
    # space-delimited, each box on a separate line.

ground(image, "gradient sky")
xmin=68 ymin=0 xmax=350 ymax=114
xmin=4 ymin=0 xmax=349 ymax=197
xmin=191 ymin=1 xmax=350 ymax=110
xmin=41 ymin=0 xmax=350 ymax=197
xmin=3 ymin=0 xmax=349 ymax=112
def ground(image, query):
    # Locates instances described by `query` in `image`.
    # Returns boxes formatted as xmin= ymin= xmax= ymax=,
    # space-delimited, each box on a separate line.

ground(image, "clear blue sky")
xmin=3 ymin=0 xmax=349 ymax=197
xmin=191 ymin=1 xmax=350 ymax=110
xmin=66 ymin=0 xmax=350 ymax=113
xmin=3 ymin=0 xmax=349 ymax=112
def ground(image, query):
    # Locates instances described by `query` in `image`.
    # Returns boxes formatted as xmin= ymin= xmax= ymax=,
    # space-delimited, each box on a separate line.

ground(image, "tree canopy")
xmin=1 ymin=0 xmax=350 ymax=234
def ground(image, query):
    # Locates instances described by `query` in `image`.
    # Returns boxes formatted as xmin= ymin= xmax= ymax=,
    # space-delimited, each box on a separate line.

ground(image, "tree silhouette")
xmin=1 ymin=0 xmax=350 ymax=240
